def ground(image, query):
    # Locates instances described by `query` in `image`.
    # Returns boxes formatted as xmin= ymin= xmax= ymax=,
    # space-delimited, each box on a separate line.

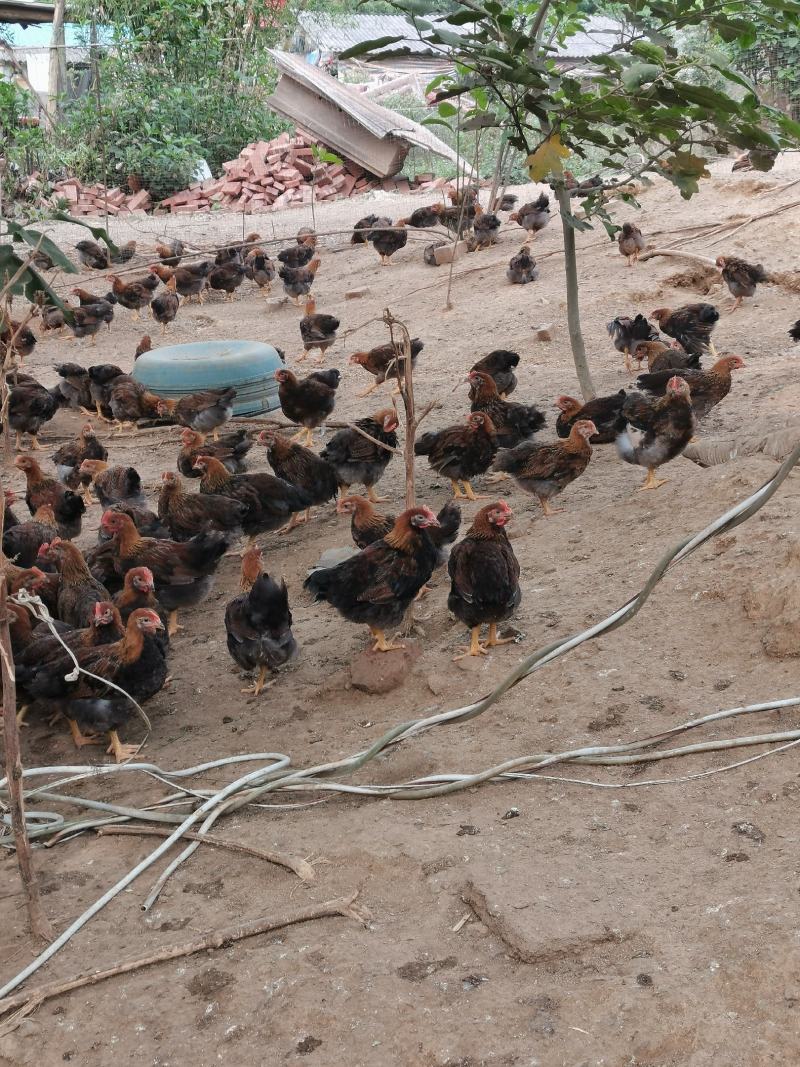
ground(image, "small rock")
xmin=714 ymin=679 xmax=732 ymax=691
xmin=427 ymin=674 xmax=444 ymax=696
xmin=296 ymin=1036 xmax=322 ymax=1055
xmin=724 ymin=851 xmax=750 ymax=862
xmin=535 ymin=322 xmax=553 ymax=342
xmin=732 ymin=821 xmax=765 ymax=843
xmin=636 ymin=973 xmax=653 ymax=987
xmin=501 ymin=808 xmax=520 ymax=820
xmin=345 ymin=287 xmax=370 ymax=300
xmin=222 ymin=716 xmax=233 ymax=724
xmin=433 ymin=240 xmax=469 ymax=265
xmin=456 ymin=824 xmax=479 ymax=837
xmin=396 ymin=957 xmax=457 ymax=982
xmin=669 ymin=670 xmax=686 ymax=681
xmin=462 ymin=974 xmax=489 ymax=989
xmin=350 ymin=642 xmax=421 ymax=694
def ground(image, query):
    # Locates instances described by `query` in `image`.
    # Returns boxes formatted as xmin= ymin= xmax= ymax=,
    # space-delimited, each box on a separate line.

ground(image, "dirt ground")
xmin=2 ymin=156 xmax=800 ymax=1067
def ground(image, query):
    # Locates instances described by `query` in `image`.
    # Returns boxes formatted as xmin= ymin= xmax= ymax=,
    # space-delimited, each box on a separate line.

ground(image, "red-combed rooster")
xmin=447 ymin=501 xmax=521 ymax=658
xmin=304 ymin=506 xmax=441 ymax=652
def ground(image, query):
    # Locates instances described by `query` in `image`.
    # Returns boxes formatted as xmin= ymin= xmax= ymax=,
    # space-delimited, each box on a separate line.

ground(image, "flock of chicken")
xmin=2 ymin=181 xmax=791 ymax=763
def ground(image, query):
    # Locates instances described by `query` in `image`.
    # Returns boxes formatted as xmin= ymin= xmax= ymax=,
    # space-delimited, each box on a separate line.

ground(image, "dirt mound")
xmin=664 ymin=264 xmax=722 ymax=293
xmin=743 ymin=535 xmax=800 ymax=657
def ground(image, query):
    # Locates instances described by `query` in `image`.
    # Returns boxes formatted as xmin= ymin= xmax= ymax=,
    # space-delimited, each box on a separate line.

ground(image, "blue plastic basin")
xmin=132 ymin=340 xmax=283 ymax=416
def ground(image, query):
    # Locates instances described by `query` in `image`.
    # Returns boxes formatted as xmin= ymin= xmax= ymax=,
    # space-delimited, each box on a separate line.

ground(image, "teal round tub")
xmin=132 ymin=339 xmax=284 ymax=416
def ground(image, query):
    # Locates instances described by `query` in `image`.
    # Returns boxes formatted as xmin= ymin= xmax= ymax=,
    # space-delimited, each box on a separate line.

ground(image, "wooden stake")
xmin=0 ymin=485 xmax=53 ymax=945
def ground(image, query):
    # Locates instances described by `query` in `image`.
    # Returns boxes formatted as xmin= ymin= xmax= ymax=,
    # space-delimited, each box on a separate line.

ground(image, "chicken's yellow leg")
xmin=167 ymin=610 xmax=184 ymax=636
xmin=484 ymin=623 xmax=515 ymax=648
xmin=106 ymin=730 xmax=139 ymax=762
xmin=68 ymin=719 xmax=102 ymax=749
xmin=369 ymin=627 xmax=405 ymax=653
xmin=453 ymin=627 xmax=487 ymax=659
xmin=637 ymin=467 xmax=668 ymax=491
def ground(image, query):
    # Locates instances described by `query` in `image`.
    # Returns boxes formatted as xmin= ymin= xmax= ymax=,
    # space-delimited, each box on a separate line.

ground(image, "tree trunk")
xmin=555 ymin=183 xmax=596 ymax=401
xmin=46 ymin=0 xmax=67 ymax=131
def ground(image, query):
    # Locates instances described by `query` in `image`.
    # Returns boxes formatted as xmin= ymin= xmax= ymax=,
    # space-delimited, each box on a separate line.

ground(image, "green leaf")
xmin=3 ymin=220 xmax=77 ymax=274
xmin=339 ymin=35 xmax=405 ymax=60
xmin=421 ymin=116 xmax=455 ymax=129
xmin=438 ymin=101 xmax=459 ymax=117
xmin=602 ymin=220 xmax=622 ymax=241
xmin=460 ymin=111 xmax=498 ymax=130
xmin=621 ymin=62 xmax=662 ymax=90
xmin=561 ymin=209 xmax=593 ymax=232
xmin=672 ymin=81 xmax=739 ymax=114
xmin=0 ymin=246 xmax=72 ymax=315
xmin=630 ymin=41 xmax=666 ymax=63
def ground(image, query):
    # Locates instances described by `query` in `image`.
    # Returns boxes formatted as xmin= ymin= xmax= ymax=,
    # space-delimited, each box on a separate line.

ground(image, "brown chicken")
xmin=467 ymin=370 xmax=545 ymax=449
xmin=415 ymin=411 xmax=498 ymax=500
xmin=244 ymin=248 xmax=276 ymax=296
xmin=279 ymin=258 xmax=321 ymax=305
xmin=396 ymin=204 xmax=442 ymax=229
xmin=351 ymin=214 xmax=391 ymax=244
xmin=107 ymin=377 xmax=163 ymax=433
xmin=1 ymin=317 xmax=37 ymax=363
xmin=447 ymin=500 xmax=521 ymax=658
xmin=616 ymin=376 xmax=694 ymax=490
xmin=715 ymin=255 xmax=769 ymax=312
xmin=40 ymin=537 xmax=111 ymax=627
xmin=304 ymin=506 xmax=441 ymax=652
xmin=149 ymin=263 xmax=208 ymax=303
xmin=150 ymin=275 xmax=179 ymax=333
xmin=349 ymin=338 xmax=424 ymax=398
xmin=274 ymin=368 xmax=339 ymax=447
xmin=78 ymin=461 xmax=146 ymax=510
xmin=52 ymin=422 xmax=107 ymax=490
xmin=58 ymin=609 xmax=165 ymax=761
xmin=110 ymin=240 xmax=137 ymax=265
xmin=469 ymin=204 xmax=501 ymax=250
xmin=638 ymin=339 xmax=700 ymax=373
xmin=298 ymin=298 xmax=340 ymax=363
xmin=135 ymin=335 xmax=152 ymax=359
xmin=510 ymin=194 xmax=550 ymax=242
xmin=208 ymin=259 xmax=246 ymax=301
xmin=177 ymin=427 xmax=251 ymax=478
xmin=192 ymin=455 xmax=310 ymax=538
xmin=156 ymin=388 xmax=236 ymax=441
xmin=225 ymin=546 xmax=297 ymax=696
xmin=618 ymin=222 xmax=646 ymax=266
xmin=493 ymin=420 xmax=597 ymax=516
xmin=507 ymin=247 xmax=538 ymax=284
xmin=277 ymin=243 xmax=315 ymax=271
xmin=470 ymin=351 xmax=520 ymax=398
xmin=555 ymin=392 xmax=626 ymax=445
xmin=54 ymin=363 xmax=92 ymax=411
xmin=75 ymin=240 xmax=110 ymax=270
xmin=108 ymin=273 xmax=157 ymax=319
xmin=369 ymin=220 xmax=408 ymax=265
xmin=113 ymin=566 xmax=169 ymax=650
xmin=320 ymin=408 xmax=398 ymax=502
xmin=158 ymin=470 xmax=247 ymax=541
xmin=336 ymin=495 xmax=394 ymax=549
xmin=635 ymin=355 xmax=745 ymax=423
xmin=14 ymin=455 xmax=86 ymax=538
xmin=100 ymin=510 xmax=230 ymax=635
xmin=651 ymin=304 xmax=720 ymax=358
xmin=2 ymin=503 xmax=58 ymax=567
xmin=71 ymin=288 xmax=116 ymax=333
xmin=257 ymin=430 xmax=339 ymax=532
xmin=155 ymin=237 xmax=185 ymax=267
xmin=6 ymin=374 xmax=60 ymax=450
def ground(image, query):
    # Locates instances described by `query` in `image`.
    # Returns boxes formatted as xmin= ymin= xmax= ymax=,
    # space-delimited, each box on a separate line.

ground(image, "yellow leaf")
xmin=526 ymin=134 xmax=570 ymax=182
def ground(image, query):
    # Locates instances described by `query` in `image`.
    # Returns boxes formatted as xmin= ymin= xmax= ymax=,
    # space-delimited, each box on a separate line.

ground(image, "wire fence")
xmin=738 ymin=42 xmax=800 ymax=121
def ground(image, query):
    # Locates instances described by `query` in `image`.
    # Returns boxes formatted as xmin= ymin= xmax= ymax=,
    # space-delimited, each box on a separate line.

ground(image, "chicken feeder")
xmin=132 ymin=340 xmax=283 ymax=416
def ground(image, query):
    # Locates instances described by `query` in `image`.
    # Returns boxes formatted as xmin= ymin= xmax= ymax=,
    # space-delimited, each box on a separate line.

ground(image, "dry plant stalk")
xmin=0 ymin=244 xmax=54 ymax=945
xmin=0 ymin=893 xmax=371 ymax=1028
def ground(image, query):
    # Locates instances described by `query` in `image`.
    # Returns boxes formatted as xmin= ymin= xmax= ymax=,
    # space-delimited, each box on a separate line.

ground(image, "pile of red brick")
xmin=158 ymin=130 xmax=451 ymax=215
xmin=49 ymin=178 xmax=152 ymax=217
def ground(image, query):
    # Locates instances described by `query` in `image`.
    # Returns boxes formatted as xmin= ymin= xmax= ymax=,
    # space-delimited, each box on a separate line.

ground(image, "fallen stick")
xmin=0 ymin=893 xmax=370 ymax=1025
xmin=639 ymin=248 xmax=718 ymax=267
xmin=95 ymin=825 xmax=315 ymax=883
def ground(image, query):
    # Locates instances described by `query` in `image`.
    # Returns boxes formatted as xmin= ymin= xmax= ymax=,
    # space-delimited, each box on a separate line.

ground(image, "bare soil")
xmin=2 ymin=157 xmax=800 ymax=1067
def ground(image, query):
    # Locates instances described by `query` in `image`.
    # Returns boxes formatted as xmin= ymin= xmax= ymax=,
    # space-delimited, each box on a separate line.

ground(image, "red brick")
xmin=221 ymin=181 xmax=242 ymax=195
xmin=338 ymin=173 xmax=357 ymax=198
xmin=127 ymin=189 xmax=152 ymax=210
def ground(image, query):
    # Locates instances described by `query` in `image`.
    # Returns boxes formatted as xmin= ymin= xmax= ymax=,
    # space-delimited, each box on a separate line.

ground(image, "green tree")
xmin=59 ymin=0 xmax=292 ymax=197
xmin=343 ymin=0 xmax=800 ymax=398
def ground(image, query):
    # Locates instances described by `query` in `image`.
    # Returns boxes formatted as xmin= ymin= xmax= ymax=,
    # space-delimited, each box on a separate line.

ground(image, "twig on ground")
xmin=95 ymin=825 xmax=315 ymax=882
xmin=0 ymin=893 xmax=370 ymax=1028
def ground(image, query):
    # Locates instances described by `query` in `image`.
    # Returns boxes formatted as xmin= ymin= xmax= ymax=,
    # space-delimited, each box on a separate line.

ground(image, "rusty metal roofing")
xmin=268 ymin=50 xmax=475 ymax=175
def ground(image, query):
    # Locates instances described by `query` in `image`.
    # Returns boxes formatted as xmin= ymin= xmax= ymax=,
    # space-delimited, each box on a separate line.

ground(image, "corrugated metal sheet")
xmin=268 ymin=50 xmax=474 ymax=176
xmin=296 ymin=13 xmax=460 ymax=57
xmin=296 ymin=11 xmax=625 ymax=62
